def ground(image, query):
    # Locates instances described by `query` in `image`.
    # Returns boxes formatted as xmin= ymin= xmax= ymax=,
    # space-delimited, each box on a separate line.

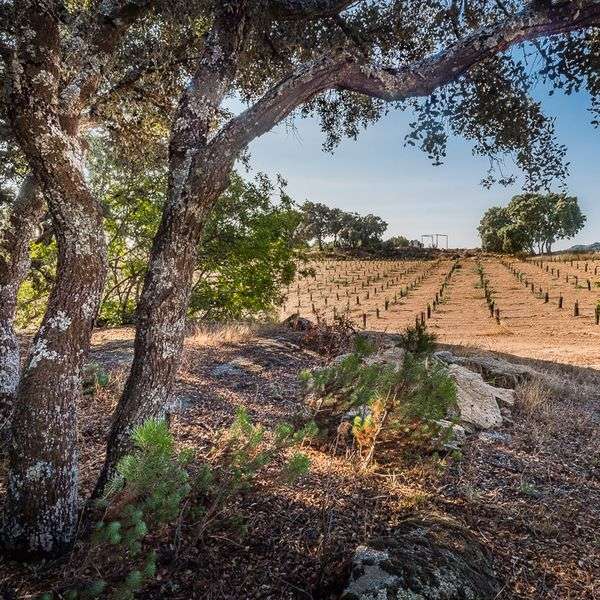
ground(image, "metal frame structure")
xmin=421 ymin=234 xmax=449 ymax=249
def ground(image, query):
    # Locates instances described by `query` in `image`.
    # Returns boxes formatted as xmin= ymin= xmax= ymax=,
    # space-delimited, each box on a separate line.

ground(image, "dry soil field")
xmin=281 ymin=255 xmax=600 ymax=369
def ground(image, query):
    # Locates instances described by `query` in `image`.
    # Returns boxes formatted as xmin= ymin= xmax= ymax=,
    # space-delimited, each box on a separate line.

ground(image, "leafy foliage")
xmin=383 ymin=235 xmax=411 ymax=250
xmin=397 ymin=322 xmax=437 ymax=356
xmin=49 ymin=419 xmax=195 ymax=600
xmin=478 ymin=192 xmax=586 ymax=254
xmin=17 ymin=142 xmax=304 ymax=326
xmin=88 ymin=138 xmax=165 ymax=326
xmin=302 ymin=324 xmax=456 ymax=462
xmin=189 ymin=408 xmax=316 ymax=541
xmin=191 ymin=173 xmax=302 ymax=320
xmin=14 ymin=235 xmax=57 ymax=328
xmin=6 ymin=1 xmax=591 ymax=194
xmin=478 ymin=206 xmax=513 ymax=253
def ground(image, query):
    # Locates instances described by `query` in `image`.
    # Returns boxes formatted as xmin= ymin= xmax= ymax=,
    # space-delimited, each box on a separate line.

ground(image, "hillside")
xmin=2 ymin=321 xmax=599 ymax=598
xmin=565 ymin=242 xmax=600 ymax=252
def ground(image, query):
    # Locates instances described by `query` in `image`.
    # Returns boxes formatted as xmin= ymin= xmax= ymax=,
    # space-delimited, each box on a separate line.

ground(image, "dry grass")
xmin=513 ymin=373 xmax=598 ymax=457
xmin=3 ymin=322 xmax=600 ymax=599
xmin=514 ymin=378 xmax=553 ymax=422
xmin=184 ymin=321 xmax=257 ymax=348
xmin=94 ymin=366 xmax=127 ymax=411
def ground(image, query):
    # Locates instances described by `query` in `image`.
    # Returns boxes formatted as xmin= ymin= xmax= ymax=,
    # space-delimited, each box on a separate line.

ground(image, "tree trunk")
xmin=0 ymin=154 xmax=106 ymax=560
xmin=1 ymin=4 xmax=109 ymax=558
xmin=94 ymin=152 xmax=233 ymax=495
xmin=0 ymin=175 xmax=44 ymax=437
xmin=2 ymin=173 xmax=106 ymax=557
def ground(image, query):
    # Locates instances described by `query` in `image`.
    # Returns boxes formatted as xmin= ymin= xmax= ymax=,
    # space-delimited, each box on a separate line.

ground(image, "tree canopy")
xmin=478 ymin=192 xmax=586 ymax=253
xmin=2 ymin=1 xmax=599 ymax=197
xmin=299 ymin=202 xmax=388 ymax=250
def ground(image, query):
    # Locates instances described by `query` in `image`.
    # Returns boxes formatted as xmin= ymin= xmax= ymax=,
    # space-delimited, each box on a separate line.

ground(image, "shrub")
xmin=302 ymin=345 xmax=457 ymax=464
xmin=19 ymin=151 xmax=305 ymax=327
xmin=353 ymin=334 xmax=378 ymax=357
xmin=396 ymin=321 xmax=437 ymax=356
xmin=188 ymin=408 xmax=315 ymax=542
xmin=298 ymin=311 xmax=356 ymax=358
xmin=41 ymin=413 xmax=313 ymax=599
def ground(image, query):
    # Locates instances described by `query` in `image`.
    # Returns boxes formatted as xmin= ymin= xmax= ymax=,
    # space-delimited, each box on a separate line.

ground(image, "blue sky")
xmin=240 ymin=88 xmax=598 ymax=249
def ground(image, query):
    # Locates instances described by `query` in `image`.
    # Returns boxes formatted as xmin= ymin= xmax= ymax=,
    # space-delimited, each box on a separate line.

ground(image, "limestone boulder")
xmin=435 ymin=419 xmax=467 ymax=451
xmin=448 ymin=364 xmax=513 ymax=429
xmin=434 ymin=351 xmax=537 ymax=389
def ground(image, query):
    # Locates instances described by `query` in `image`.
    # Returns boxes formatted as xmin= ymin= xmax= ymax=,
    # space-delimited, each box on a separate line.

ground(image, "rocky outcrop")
xmin=303 ymin=345 xmax=518 ymax=452
xmin=434 ymin=350 xmax=537 ymax=389
xmin=447 ymin=364 xmax=513 ymax=429
xmin=363 ymin=347 xmax=405 ymax=369
xmin=342 ymin=515 xmax=500 ymax=600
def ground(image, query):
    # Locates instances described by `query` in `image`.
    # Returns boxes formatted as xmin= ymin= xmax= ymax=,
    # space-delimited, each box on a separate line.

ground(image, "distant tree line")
xmin=478 ymin=193 xmax=586 ymax=255
xmin=298 ymin=201 xmax=411 ymax=252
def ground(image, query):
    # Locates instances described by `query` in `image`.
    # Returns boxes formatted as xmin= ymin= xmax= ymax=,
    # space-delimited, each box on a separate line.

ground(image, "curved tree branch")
xmin=338 ymin=1 xmax=600 ymax=100
xmin=217 ymin=0 xmax=600 ymax=153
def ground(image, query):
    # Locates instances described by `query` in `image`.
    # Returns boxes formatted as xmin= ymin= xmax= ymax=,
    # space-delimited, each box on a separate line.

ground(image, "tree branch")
xmin=87 ymin=43 xmax=196 ymax=122
xmin=168 ymin=3 xmax=249 ymax=175
xmin=338 ymin=1 xmax=600 ymax=100
xmin=217 ymin=0 xmax=600 ymax=154
xmin=213 ymin=53 xmax=348 ymax=152
xmin=59 ymin=0 xmax=155 ymax=127
xmin=268 ymin=0 xmax=358 ymax=20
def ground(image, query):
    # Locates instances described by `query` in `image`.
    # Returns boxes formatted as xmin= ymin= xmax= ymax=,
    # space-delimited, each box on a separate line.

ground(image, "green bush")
xmin=302 ymin=333 xmax=456 ymax=463
xmin=396 ymin=321 xmax=437 ymax=356
xmin=18 ymin=138 xmax=305 ymax=327
xmin=353 ymin=334 xmax=378 ymax=357
xmin=41 ymin=413 xmax=313 ymax=599
xmin=189 ymin=408 xmax=315 ymax=541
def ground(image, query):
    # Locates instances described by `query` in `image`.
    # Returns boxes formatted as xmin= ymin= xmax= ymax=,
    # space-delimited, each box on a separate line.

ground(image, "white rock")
xmin=435 ymin=419 xmax=467 ymax=450
xmin=449 ymin=364 xmax=510 ymax=429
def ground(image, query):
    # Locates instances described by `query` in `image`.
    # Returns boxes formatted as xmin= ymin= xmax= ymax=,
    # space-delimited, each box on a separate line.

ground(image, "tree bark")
xmin=0 ymin=175 xmax=44 ymax=437
xmin=94 ymin=2 xmax=249 ymax=494
xmin=2 ymin=173 xmax=106 ymax=558
xmin=1 ymin=3 xmax=107 ymax=558
xmin=95 ymin=151 xmax=234 ymax=494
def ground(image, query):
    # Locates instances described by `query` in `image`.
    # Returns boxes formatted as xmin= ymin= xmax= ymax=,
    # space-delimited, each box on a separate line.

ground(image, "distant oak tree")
xmin=1 ymin=0 xmax=599 ymax=557
xmin=478 ymin=192 xmax=586 ymax=253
